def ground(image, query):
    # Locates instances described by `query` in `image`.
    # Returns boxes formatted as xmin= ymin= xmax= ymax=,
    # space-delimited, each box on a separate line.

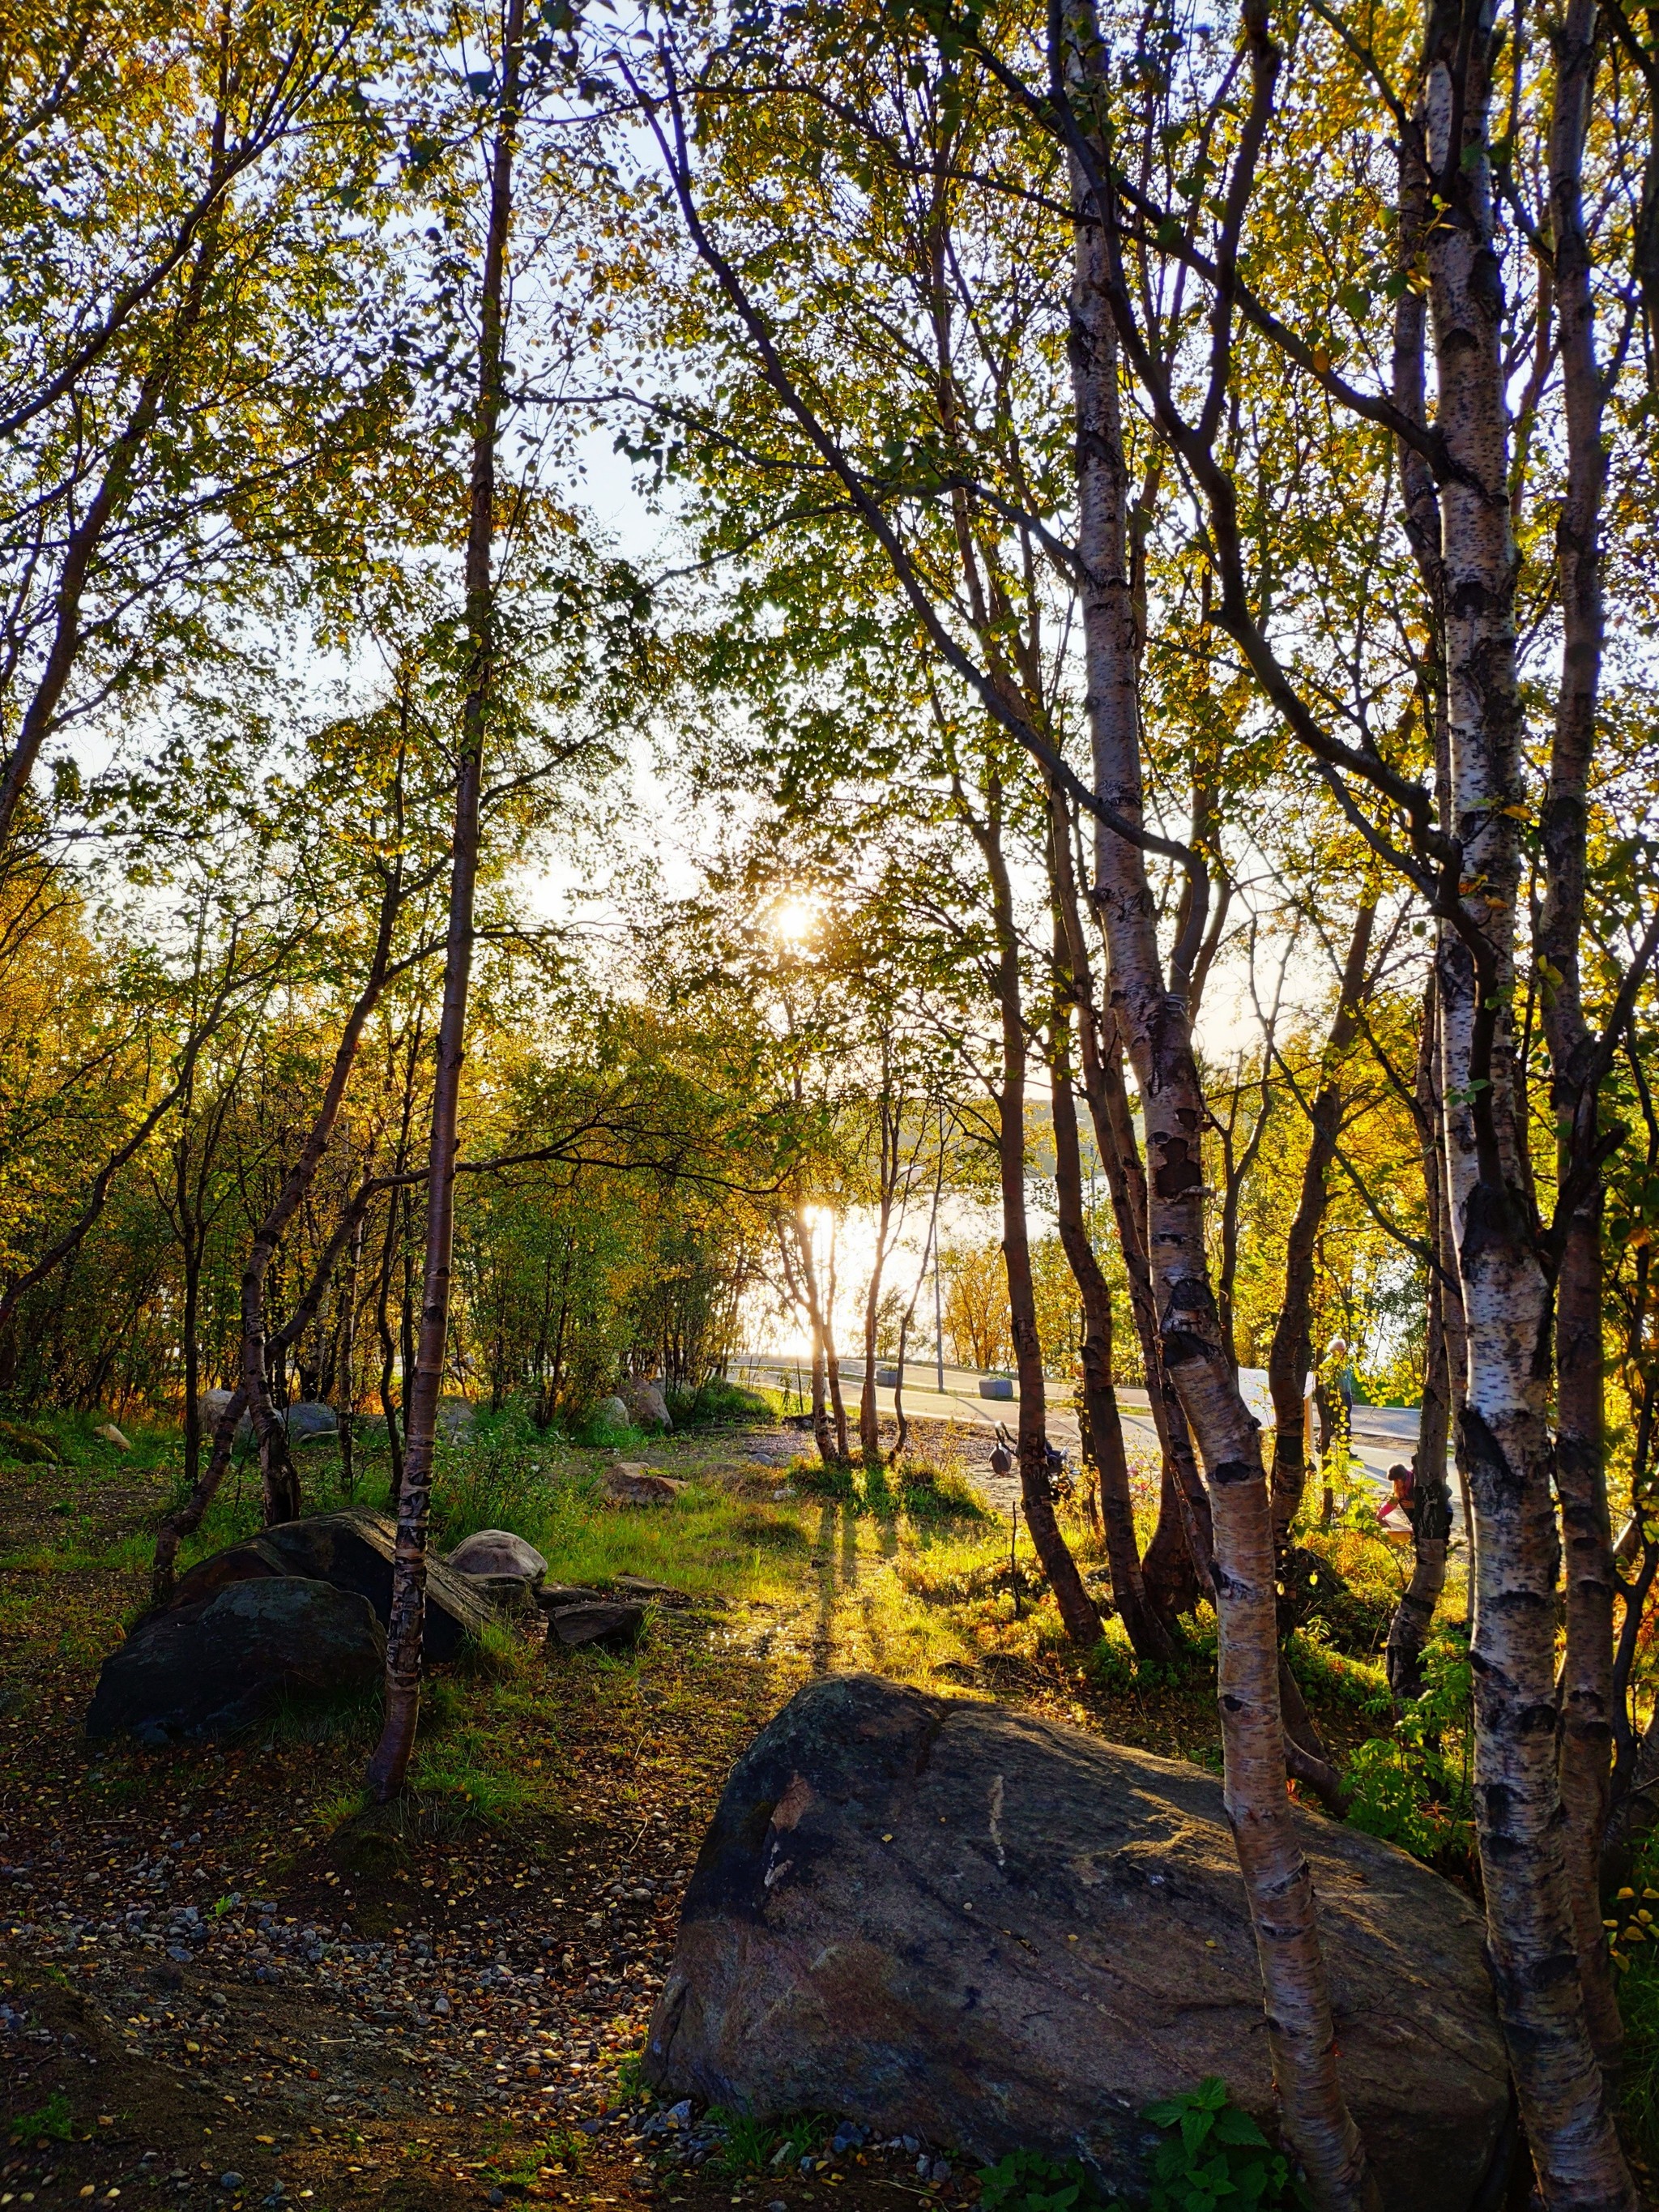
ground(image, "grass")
xmin=6 ymin=2090 xmax=74 ymax=2146
xmin=704 ymin=2106 xmax=829 ymax=2176
xmin=0 ymin=1387 xmax=1491 ymax=1877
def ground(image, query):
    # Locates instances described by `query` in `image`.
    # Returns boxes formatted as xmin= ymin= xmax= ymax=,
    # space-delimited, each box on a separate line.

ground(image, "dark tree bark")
xmin=970 ymin=792 xmax=1102 ymax=1649
xmin=366 ymin=0 xmax=525 ymax=1803
xmin=151 ymin=1181 xmax=377 ymax=1597
xmin=1267 ymin=897 xmax=1377 ymax=1554
xmin=1049 ymin=907 xmax=1172 ymax=1663
xmin=1386 ymin=983 xmax=1454 ymax=1706
xmin=1539 ymin=0 xmax=1622 ymax=2078
xmin=1052 ymin=807 xmax=1213 ymax=1612
xmin=859 ymin=1047 xmax=903 ymax=1459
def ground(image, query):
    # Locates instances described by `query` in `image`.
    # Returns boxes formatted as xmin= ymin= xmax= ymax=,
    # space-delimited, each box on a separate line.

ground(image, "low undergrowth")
xmin=1613 ymin=1826 xmax=1659 ymax=2187
xmin=787 ymin=1448 xmax=995 ymax=1524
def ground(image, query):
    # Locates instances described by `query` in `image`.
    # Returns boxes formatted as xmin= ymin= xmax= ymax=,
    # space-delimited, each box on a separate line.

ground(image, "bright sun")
xmin=769 ymin=895 xmax=821 ymax=946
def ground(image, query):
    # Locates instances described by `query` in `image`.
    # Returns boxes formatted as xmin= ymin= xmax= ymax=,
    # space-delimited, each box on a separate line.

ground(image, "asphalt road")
xmin=736 ymin=1353 xmax=1449 ymax=1526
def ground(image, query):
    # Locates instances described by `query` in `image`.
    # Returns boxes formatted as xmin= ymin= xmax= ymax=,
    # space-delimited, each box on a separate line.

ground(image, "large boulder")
xmin=198 ymin=1393 xmax=338 ymax=1447
xmin=86 ymin=1578 xmax=383 ymax=1745
xmin=446 ymin=1528 xmax=548 ymax=1582
xmin=645 ymin=1674 xmax=1508 ymax=2212
xmin=156 ymin=1505 xmax=497 ymax=1661
xmin=284 ymin=1400 xmax=339 ymax=1445
xmin=621 ymin=1378 xmax=672 ymax=1433
xmin=594 ymin=1394 xmax=631 ymax=1431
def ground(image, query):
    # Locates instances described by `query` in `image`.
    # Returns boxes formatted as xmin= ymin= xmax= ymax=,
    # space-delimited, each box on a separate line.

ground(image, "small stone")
xmin=218 ymin=2176 xmax=242 ymax=2193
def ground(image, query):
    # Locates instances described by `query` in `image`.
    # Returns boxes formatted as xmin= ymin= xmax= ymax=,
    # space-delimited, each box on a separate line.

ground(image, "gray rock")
xmin=594 ymin=1394 xmax=631 ymax=1430
xmin=85 ymin=1578 xmax=384 ymax=1744
xmin=212 ymin=1395 xmax=338 ymax=1446
xmin=446 ymin=1529 xmax=548 ymax=1582
xmin=611 ymin=1574 xmax=700 ymax=1608
xmin=436 ymin=1396 xmax=476 ymax=1441
xmin=284 ymin=1399 xmax=338 ymax=1443
xmin=645 ymin=1673 xmax=1508 ymax=2212
xmin=621 ymin=1378 xmax=672 ymax=1432
xmin=154 ymin=1505 xmax=496 ymax=1661
xmin=464 ymin=1574 xmax=539 ymax=1615
xmin=535 ymin=1584 xmax=608 ymax=1614
xmin=548 ymin=1600 xmax=645 ymax=1650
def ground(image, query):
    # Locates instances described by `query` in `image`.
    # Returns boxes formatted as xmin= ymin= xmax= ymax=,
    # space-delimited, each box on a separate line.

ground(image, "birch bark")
xmin=1418 ymin=2 xmax=1632 ymax=2192
xmin=1065 ymin=26 xmax=1371 ymax=2197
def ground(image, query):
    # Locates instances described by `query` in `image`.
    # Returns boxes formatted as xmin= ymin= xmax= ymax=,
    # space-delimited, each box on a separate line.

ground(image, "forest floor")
xmin=0 ymin=1403 xmax=1649 ymax=2211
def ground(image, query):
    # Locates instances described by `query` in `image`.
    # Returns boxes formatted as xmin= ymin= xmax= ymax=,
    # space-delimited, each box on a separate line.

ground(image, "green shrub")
xmin=1614 ymin=1828 xmax=1659 ymax=2178
xmin=1344 ymin=1631 xmax=1474 ymax=1866
xmin=667 ymin=1377 xmax=775 ymax=1428
xmin=979 ymin=2146 xmax=1112 ymax=2212
xmin=1143 ymin=2078 xmax=1307 ymax=2211
xmin=900 ymin=1463 xmax=995 ymax=1524
xmin=976 ymin=2081 xmax=1301 ymax=2212
xmin=788 ymin=1454 xmax=859 ymax=1504
xmin=1285 ymin=1625 xmax=1391 ymax=1718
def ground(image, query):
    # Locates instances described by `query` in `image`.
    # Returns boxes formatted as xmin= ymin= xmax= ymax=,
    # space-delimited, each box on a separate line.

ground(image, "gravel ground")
xmin=1 ymin=1791 xmax=957 ymax=2212
xmin=0 ymin=1449 xmax=974 ymax=2212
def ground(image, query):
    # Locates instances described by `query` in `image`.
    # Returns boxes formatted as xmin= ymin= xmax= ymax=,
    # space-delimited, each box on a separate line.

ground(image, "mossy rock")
xmin=0 ymin=1419 xmax=58 ymax=1465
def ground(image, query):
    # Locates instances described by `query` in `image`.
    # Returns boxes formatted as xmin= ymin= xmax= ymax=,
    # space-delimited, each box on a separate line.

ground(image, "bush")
xmin=666 ymin=1377 xmax=775 ymax=1428
xmin=975 ymin=2079 xmax=1303 ymax=2212
xmin=1142 ymin=2077 xmax=1307 ymax=2211
xmin=1613 ymin=1826 xmax=1659 ymax=2183
xmin=1344 ymin=1631 xmax=1474 ymax=1868
xmin=979 ymin=2147 xmax=1111 ymax=2212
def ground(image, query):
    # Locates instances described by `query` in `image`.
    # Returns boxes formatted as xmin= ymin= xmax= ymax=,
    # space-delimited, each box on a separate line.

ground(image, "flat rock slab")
xmin=535 ymin=1584 xmax=608 ymax=1614
xmin=159 ymin=1506 xmax=497 ymax=1661
xmin=602 ymin=1465 xmax=684 ymax=1506
xmin=645 ymin=1673 xmax=1508 ymax=2212
xmin=87 ymin=1577 xmax=384 ymax=1745
xmin=609 ymin=1575 xmax=719 ymax=1609
xmin=548 ymin=1601 xmax=645 ymax=1650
